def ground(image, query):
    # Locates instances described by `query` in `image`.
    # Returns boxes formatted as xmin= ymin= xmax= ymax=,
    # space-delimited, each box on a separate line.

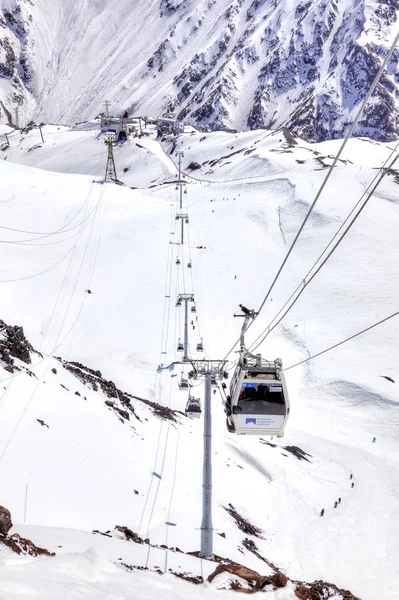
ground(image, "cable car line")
xmin=285 ymin=309 xmax=399 ymax=371
xmin=221 ymin=30 xmax=399 ymax=363
xmin=249 ymin=142 xmax=399 ymax=353
xmin=0 ymin=184 xmax=103 ymax=244
xmin=0 ymin=180 xmax=99 ymax=236
xmin=0 ymin=245 xmax=75 ymax=283
xmin=0 ymin=184 xmax=107 ymax=462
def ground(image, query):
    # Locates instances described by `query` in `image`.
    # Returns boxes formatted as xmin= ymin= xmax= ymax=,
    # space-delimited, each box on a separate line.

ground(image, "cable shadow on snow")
xmin=225 ymin=442 xmax=273 ymax=481
xmin=325 ymin=380 xmax=399 ymax=411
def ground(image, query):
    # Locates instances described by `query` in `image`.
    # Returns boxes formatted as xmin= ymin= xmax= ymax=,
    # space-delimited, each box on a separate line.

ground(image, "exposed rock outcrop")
xmin=1 ymin=533 xmax=55 ymax=557
xmin=0 ymin=506 xmax=54 ymax=557
xmin=0 ymin=319 xmax=34 ymax=366
xmin=0 ymin=505 xmax=12 ymax=536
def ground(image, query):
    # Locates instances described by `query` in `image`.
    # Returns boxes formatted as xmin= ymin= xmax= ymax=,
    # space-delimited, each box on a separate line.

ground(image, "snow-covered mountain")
xmin=0 ymin=121 xmax=399 ymax=599
xmin=0 ymin=0 xmax=398 ymax=141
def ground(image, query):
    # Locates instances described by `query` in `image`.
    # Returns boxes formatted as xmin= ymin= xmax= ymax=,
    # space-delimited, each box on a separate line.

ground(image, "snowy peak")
xmin=0 ymin=0 xmax=398 ymax=141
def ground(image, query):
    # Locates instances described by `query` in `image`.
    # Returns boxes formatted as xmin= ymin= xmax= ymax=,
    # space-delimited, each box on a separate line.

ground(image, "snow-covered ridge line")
xmin=0 ymin=0 xmax=398 ymax=141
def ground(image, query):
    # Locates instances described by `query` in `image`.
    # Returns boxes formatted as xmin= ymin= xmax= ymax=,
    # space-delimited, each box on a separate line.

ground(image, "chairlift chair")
xmin=177 ymin=339 xmax=183 ymax=352
xmin=196 ymin=339 xmax=204 ymax=352
xmin=191 ymin=304 xmax=196 ymax=313
xmin=226 ymin=357 xmax=289 ymax=437
xmin=185 ymin=217 xmax=189 ymax=224
xmin=184 ymin=188 xmax=187 ymax=194
xmin=176 ymin=258 xmax=180 ymax=265
xmin=176 ymin=298 xmax=182 ymax=307
xmin=187 ymin=261 xmax=192 ymax=268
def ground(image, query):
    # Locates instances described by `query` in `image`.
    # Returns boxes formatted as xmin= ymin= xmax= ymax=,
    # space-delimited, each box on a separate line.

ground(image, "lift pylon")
xmin=188 ymin=360 xmax=228 ymax=558
xmin=104 ymin=135 xmax=118 ymax=183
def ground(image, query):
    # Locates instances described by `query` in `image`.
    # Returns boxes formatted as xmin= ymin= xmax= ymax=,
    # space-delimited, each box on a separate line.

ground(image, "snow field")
xmin=0 ymin=127 xmax=398 ymax=599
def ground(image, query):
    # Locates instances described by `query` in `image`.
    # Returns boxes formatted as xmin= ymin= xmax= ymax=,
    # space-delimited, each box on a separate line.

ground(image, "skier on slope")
xmin=338 ymin=497 xmax=341 ymax=504
xmin=320 ymin=508 xmax=325 ymax=517
xmin=373 ymin=437 xmax=376 ymax=442
xmin=333 ymin=501 xmax=338 ymax=509
xmin=350 ymin=474 xmax=353 ymax=480
xmin=351 ymin=482 xmax=355 ymax=488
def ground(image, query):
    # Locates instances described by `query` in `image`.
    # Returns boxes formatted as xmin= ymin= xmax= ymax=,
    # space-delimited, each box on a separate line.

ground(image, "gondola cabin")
xmin=227 ymin=358 xmax=289 ymax=436
xmin=178 ymin=375 xmax=190 ymax=390
xmin=185 ymin=398 xmax=201 ymax=418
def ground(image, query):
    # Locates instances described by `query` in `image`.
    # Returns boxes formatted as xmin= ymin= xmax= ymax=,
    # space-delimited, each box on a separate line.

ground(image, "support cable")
xmin=0 ymin=186 xmax=106 ymax=461
xmin=249 ymin=142 xmax=399 ymax=352
xmin=285 ymin=309 xmax=399 ymax=371
xmin=221 ymin=30 xmax=399 ymax=362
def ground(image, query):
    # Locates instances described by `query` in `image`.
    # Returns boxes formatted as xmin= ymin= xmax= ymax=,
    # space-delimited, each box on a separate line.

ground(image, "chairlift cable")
xmin=0 ymin=184 xmax=107 ymax=392
xmin=0 ymin=185 xmax=107 ymax=460
xmin=285 ymin=309 xmax=399 ymax=371
xmin=0 ymin=245 xmax=75 ymax=282
xmin=0 ymin=179 xmax=99 ymax=236
xmin=139 ymin=197 xmax=177 ymax=537
xmin=0 ymin=188 xmax=103 ymax=244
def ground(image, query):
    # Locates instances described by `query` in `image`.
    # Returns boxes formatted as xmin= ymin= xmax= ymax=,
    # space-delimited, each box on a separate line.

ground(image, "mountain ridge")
xmin=0 ymin=0 xmax=398 ymax=141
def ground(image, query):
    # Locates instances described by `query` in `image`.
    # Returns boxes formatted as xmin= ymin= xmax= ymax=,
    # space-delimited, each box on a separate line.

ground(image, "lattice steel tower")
xmin=104 ymin=135 xmax=118 ymax=183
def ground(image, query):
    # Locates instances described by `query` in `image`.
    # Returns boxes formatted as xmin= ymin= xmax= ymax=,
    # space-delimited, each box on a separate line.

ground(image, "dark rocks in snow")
xmin=282 ymin=127 xmax=298 ymax=146
xmin=283 ymin=446 xmax=312 ymax=462
xmin=207 ymin=561 xmax=287 ymax=592
xmin=207 ymin=560 xmax=359 ymax=598
xmin=0 ymin=508 xmax=53 ymax=557
xmin=0 ymin=505 xmax=12 ymax=536
xmin=260 ymin=439 xmax=312 ymax=462
xmin=241 ymin=537 xmax=280 ymax=572
xmin=1 ymin=533 xmax=55 ymax=557
xmin=0 ymin=319 xmax=34 ymax=366
xmin=187 ymin=161 xmax=201 ymax=170
xmin=172 ymin=571 xmax=204 ymax=584
xmin=222 ymin=503 xmax=263 ymax=538
xmin=36 ymin=419 xmax=49 ymax=428
xmin=54 ymin=356 xmax=181 ymax=427
xmin=381 ymin=375 xmax=395 ymax=383
xmin=115 ymin=525 xmax=145 ymax=544
xmin=92 ymin=529 xmax=112 ymax=538
xmin=294 ymin=580 xmax=361 ymax=600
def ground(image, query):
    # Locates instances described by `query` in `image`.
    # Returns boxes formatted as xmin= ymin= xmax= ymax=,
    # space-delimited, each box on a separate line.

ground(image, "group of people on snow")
xmin=320 ymin=474 xmax=355 ymax=516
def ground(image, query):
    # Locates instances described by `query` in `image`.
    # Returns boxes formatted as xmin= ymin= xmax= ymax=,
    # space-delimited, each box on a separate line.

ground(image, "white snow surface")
xmin=0 ymin=126 xmax=398 ymax=599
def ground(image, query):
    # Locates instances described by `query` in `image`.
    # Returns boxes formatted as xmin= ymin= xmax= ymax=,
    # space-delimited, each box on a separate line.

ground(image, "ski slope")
xmin=0 ymin=126 xmax=398 ymax=599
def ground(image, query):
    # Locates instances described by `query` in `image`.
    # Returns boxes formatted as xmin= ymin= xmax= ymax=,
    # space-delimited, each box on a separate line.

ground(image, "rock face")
xmin=0 ymin=0 xmax=398 ymax=141
xmin=1 ymin=533 xmax=55 ymax=557
xmin=0 ymin=505 xmax=12 ymax=536
xmin=0 ymin=319 xmax=34 ymax=366
xmin=0 ymin=505 xmax=54 ymax=556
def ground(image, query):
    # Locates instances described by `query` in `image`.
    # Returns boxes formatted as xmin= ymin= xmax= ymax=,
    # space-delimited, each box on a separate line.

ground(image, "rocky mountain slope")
xmin=0 ymin=0 xmax=398 ymax=141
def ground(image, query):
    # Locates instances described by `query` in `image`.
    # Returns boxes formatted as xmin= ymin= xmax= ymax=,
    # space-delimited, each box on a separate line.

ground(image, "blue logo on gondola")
xmin=243 ymin=382 xmax=257 ymax=388
xmin=246 ymin=418 xmax=257 ymax=425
